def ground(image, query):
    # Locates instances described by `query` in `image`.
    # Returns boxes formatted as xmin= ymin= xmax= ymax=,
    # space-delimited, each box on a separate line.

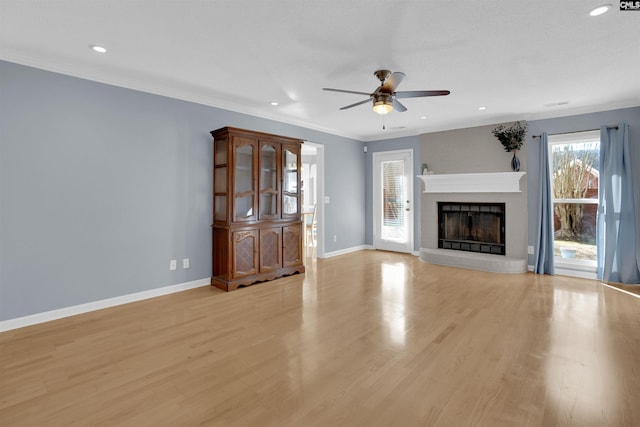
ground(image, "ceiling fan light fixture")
xmin=373 ymin=94 xmax=393 ymax=115
xmin=373 ymin=101 xmax=393 ymax=115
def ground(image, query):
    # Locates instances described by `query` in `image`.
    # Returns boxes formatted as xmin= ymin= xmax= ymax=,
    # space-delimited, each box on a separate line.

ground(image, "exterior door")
xmin=373 ymin=150 xmax=414 ymax=253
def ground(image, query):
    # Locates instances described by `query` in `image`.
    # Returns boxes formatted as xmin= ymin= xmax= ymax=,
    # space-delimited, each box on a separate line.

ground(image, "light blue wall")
xmin=363 ymin=135 xmax=422 ymax=252
xmin=526 ymin=107 xmax=640 ymax=266
xmin=0 ymin=60 xmax=365 ymax=321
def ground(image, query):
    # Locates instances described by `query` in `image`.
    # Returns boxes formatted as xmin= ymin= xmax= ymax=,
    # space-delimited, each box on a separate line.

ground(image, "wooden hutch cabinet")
xmin=211 ymin=127 xmax=305 ymax=291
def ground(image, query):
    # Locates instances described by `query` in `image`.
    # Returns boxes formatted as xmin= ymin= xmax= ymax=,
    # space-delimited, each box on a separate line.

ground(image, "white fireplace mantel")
xmin=417 ymin=172 xmax=526 ymax=193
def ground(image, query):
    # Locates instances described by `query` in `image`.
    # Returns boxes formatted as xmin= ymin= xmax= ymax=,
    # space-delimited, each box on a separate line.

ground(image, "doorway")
xmin=373 ymin=150 xmax=414 ymax=253
xmin=302 ymin=141 xmax=324 ymax=260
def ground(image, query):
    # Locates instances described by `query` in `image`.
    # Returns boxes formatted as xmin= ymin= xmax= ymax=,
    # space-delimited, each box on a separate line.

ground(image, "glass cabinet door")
xmin=233 ymin=140 xmax=256 ymax=221
xmin=259 ymin=143 xmax=279 ymax=219
xmin=282 ymin=144 xmax=299 ymax=218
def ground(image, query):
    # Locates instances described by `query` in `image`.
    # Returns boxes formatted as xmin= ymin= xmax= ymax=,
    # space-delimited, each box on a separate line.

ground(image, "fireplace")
xmin=438 ymin=202 xmax=505 ymax=255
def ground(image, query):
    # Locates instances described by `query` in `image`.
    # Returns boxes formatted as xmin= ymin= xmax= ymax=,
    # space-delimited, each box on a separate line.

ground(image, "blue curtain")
xmin=597 ymin=123 xmax=640 ymax=284
xmin=535 ymin=132 xmax=555 ymax=275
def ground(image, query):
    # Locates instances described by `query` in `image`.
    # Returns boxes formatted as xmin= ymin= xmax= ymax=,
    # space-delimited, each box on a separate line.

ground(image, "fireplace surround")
xmin=418 ymin=172 xmax=528 ymax=274
xmin=438 ymin=202 xmax=505 ymax=255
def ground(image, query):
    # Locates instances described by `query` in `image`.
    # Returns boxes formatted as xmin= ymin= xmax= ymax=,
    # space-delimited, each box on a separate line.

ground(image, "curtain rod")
xmin=532 ymin=126 xmax=619 ymax=139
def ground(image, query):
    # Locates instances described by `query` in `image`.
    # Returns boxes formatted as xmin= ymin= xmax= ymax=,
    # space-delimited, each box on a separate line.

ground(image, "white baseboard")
xmin=554 ymin=267 xmax=598 ymax=280
xmin=323 ymin=245 xmax=418 ymax=258
xmin=0 ymin=278 xmax=210 ymax=333
xmin=554 ymin=259 xmax=598 ymax=280
xmin=527 ymin=263 xmax=598 ymax=280
xmin=323 ymin=245 xmax=372 ymax=258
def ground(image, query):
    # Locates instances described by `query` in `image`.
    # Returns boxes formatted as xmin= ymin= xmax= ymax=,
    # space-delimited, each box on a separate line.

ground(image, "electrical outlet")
xmin=169 ymin=259 xmax=177 ymax=271
xmin=183 ymin=258 xmax=190 ymax=269
xmin=333 ymin=235 xmax=337 ymax=242
xmin=528 ymin=246 xmax=534 ymax=255
xmin=324 ymin=196 xmax=330 ymax=204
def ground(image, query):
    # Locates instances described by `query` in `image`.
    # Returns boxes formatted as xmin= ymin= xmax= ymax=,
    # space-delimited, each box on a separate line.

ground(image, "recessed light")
xmin=589 ymin=4 xmax=611 ymax=16
xmin=270 ymin=101 xmax=279 ymax=106
xmin=90 ymin=45 xmax=107 ymax=53
xmin=420 ymin=116 xmax=428 ymax=119
xmin=478 ymin=106 xmax=487 ymax=111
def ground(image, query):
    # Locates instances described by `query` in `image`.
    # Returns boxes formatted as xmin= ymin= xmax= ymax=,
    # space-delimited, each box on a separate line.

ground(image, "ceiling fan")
xmin=323 ymin=70 xmax=450 ymax=115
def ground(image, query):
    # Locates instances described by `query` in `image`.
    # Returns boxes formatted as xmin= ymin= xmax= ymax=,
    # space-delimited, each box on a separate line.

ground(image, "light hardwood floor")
xmin=1 ymin=251 xmax=639 ymax=426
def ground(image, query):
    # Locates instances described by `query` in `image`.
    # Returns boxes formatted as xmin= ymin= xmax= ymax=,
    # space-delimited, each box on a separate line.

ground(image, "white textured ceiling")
xmin=1 ymin=1 xmax=639 ymax=141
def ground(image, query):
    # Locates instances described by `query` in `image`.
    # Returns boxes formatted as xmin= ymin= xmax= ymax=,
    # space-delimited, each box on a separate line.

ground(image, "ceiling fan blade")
xmin=323 ymin=88 xmax=371 ymax=96
xmin=392 ymin=98 xmax=407 ymax=112
xmin=340 ymin=98 xmax=372 ymax=110
xmin=381 ymin=72 xmax=406 ymax=93
xmin=395 ymin=90 xmax=450 ymax=98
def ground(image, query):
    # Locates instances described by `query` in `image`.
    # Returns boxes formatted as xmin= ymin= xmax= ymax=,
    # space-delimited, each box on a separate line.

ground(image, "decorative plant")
xmin=492 ymin=121 xmax=527 ymax=152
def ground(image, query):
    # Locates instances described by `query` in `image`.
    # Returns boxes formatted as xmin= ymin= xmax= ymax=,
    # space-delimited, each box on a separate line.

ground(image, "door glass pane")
xmin=214 ymin=167 xmax=226 ymax=193
xmin=235 ymin=144 xmax=253 ymax=193
xmin=283 ymin=149 xmax=297 ymax=193
xmin=381 ymin=160 xmax=406 ymax=242
xmin=214 ymin=196 xmax=227 ymax=221
xmin=260 ymin=144 xmax=278 ymax=218
xmin=215 ymin=140 xmax=227 ymax=165
xmin=261 ymin=194 xmax=277 ymax=216
xmin=283 ymin=194 xmax=297 ymax=215
xmin=261 ymin=145 xmax=276 ymax=190
xmin=550 ymin=135 xmax=599 ymax=262
xmin=235 ymin=195 xmax=253 ymax=218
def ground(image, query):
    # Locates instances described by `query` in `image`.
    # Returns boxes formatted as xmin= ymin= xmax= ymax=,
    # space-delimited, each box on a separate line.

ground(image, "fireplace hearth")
xmin=438 ymin=202 xmax=505 ymax=255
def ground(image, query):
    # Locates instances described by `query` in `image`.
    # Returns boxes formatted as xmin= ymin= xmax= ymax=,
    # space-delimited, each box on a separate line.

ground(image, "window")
xmin=548 ymin=130 xmax=600 ymax=277
xmin=382 ymin=160 xmax=407 ymax=242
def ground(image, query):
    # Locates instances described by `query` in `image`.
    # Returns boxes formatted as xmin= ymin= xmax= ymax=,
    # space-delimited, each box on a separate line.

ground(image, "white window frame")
xmin=548 ymin=130 xmax=600 ymax=279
